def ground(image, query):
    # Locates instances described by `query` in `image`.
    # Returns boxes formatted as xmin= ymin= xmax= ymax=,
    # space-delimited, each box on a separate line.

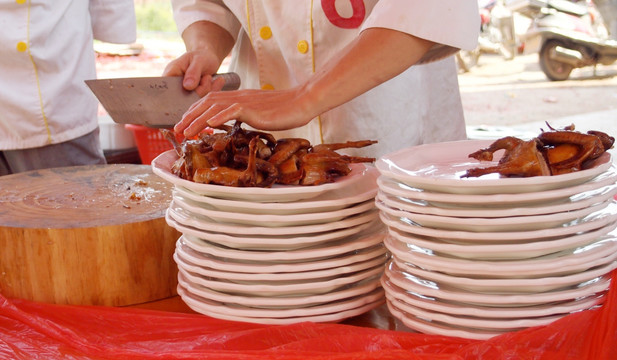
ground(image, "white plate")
xmin=166 ymin=211 xmax=382 ymax=250
xmin=178 ymin=263 xmax=385 ymax=297
xmin=177 ymin=283 xmax=385 ymax=318
xmin=391 ymin=258 xmax=617 ymax=294
xmin=383 ymin=260 xmax=611 ymax=306
xmin=376 ymin=198 xmax=612 ymax=232
xmin=168 ymin=204 xmax=379 ymax=236
xmin=178 ymin=271 xmax=383 ymax=308
xmin=385 ymin=235 xmax=617 ymax=278
xmin=380 ymin=201 xmax=617 ymax=244
xmin=377 ymin=184 xmax=617 ymax=218
xmin=173 ymin=167 xmax=379 ymax=215
xmin=382 ymin=278 xmax=603 ymax=319
xmin=387 ymin=295 xmax=565 ymax=330
xmin=173 ymin=194 xmax=376 ymax=227
xmin=386 ymin=301 xmax=503 ymax=340
xmin=152 ymin=149 xmax=370 ymax=202
xmin=181 ymin=227 xmax=386 ymax=263
xmin=176 ymin=248 xmax=387 ymax=283
xmin=175 ymin=240 xmax=388 ymax=279
xmin=387 ymin=221 xmax=617 ymax=260
xmin=376 ymin=140 xmax=612 ymax=195
xmin=178 ymin=285 xmax=385 ymax=325
xmin=377 ymin=168 xmax=617 ymax=208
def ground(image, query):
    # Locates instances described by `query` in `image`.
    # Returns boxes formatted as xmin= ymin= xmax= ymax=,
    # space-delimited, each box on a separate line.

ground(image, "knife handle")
xmin=213 ymin=72 xmax=241 ymax=91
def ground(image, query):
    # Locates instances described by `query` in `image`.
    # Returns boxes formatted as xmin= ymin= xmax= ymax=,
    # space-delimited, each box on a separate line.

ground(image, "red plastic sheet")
xmin=1 ymin=271 xmax=616 ymax=360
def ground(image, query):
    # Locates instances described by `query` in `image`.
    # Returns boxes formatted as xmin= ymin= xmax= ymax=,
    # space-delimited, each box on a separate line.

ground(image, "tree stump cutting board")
xmin=0 ymin=164 xmax=181 ymax=306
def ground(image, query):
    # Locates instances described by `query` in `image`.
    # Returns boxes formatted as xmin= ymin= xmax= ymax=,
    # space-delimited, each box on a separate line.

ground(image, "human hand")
xmin=162 ymin=49 xmax=226 ymax=97
xmin=174 ymin=86 xmax=321 ymax=138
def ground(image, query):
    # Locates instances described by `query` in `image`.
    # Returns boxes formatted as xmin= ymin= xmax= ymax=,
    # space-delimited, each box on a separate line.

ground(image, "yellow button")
xmin=297 ymin=40 xmax=309 ymax=54
xmin=259 ymin=26 xmax=272 ymax=40
xmin=16 ymin=42 xmax=27 ymax=52
xmin=15 ymin=0 xmax=26 ymax=4
xmin=261 ymin=84 xmax=275 ymax=90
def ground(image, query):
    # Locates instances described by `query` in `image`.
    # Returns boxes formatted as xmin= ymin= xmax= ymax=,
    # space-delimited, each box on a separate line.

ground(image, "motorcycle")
xmin=518 ymin=0 xmax=617 ymax=80
xmin=456 ymin=0 xmax=518 ymax=73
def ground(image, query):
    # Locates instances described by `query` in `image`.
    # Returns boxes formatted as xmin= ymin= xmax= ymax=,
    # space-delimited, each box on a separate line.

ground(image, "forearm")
xmin=300 ymin=28 xmax=434 ymax=117
xmin=181 ymin=20 xmax=235 ymax=66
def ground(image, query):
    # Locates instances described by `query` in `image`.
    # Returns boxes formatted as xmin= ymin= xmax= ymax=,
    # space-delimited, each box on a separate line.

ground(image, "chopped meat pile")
xmin=161 ymin=121 xmax=377 ymax=187
xmin=462 ymin=123 xmax=614 ymax=178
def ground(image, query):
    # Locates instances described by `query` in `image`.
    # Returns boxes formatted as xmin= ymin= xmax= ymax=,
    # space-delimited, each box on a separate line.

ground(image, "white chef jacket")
xmin=172 ymin=0 xmax=479 ymax=157
xmin=0 ymin=0 xmax=136 ymax=151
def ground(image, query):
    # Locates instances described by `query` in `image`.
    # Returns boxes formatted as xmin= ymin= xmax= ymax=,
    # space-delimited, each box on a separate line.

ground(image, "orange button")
xmin=15 ymin=0 xmax=26 ymax=4
xmin=297 ymin=40 xmax=309 ymax=54
xmin=259 ymin=26 xmax=272 ymax=40
xmin=16 ymin=42 xmax=27 ymax=52
xmin=261 ymin=84 xmax=275 ymax=90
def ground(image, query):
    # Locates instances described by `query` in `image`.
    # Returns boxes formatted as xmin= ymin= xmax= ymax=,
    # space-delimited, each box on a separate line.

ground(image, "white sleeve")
xmin=171 ymin=0 xmax=241 ymax=40
xmin=361 ymin=0 xmax=480 ymax=63
xmin=89 ymin=0 xmax=137 ymax=44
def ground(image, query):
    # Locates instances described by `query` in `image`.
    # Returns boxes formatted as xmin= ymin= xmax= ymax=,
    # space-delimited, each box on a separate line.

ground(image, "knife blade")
xmin=85 ymin=73 xmax=241 ymax=128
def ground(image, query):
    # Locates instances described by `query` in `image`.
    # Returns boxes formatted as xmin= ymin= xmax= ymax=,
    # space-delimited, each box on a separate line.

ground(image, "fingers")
xmin=162 ymin=60 xmax=183 ymax=77
xmin=180 ymin=103 xmax=242 ymax=138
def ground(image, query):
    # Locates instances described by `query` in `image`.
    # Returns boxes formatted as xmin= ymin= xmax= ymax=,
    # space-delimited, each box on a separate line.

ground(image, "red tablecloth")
xmin=0 ymin=270 xmax=615 ymax=360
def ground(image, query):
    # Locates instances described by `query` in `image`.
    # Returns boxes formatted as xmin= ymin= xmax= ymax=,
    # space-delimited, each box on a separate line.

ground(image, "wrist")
xmin=182 ymin=21 xmax=234 ymax=64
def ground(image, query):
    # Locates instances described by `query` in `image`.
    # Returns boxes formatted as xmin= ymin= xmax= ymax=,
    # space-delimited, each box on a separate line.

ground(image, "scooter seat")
xmin=546 ymin=0 xmax=588 ymax=17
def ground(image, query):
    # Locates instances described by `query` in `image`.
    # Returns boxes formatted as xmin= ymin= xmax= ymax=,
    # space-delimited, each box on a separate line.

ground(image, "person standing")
xmin=0 ymin=0 xmax=136 ymax=175
xmin=165 ymin=1 xmax=479 ymax=158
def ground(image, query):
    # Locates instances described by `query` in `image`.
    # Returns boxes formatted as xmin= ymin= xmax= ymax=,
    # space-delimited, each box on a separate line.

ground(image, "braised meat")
xmin=161 ymin=120 xmax=377 ymax=187
xmin=463 ymin=123 xmax=614 ymax=178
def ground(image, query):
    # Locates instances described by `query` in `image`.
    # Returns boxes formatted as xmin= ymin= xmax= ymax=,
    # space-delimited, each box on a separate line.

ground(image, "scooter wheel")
xmin=539 ymin=40 xmax=573 ymax=81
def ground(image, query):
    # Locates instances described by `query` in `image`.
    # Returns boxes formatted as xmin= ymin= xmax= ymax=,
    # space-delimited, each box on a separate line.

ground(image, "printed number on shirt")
xmin=321 ymin=0 xmax=365 ymax=29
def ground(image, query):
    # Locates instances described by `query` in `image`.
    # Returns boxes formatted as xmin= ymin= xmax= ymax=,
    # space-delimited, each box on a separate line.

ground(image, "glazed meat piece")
xmin=463 ymin=123 xmax=613 ymax=178
xmin=162 ymin=121 xmax=377 ymax=187
xmin=538 ymin=128 xmax=614 ymax=175
xmin=463 ymin=137 xmax=551 ymax=178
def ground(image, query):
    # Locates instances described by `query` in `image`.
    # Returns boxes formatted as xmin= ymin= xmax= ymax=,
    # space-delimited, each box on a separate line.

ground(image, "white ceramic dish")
xmin=178 ymin=271 xmax=383 ymax=308
xmin=178 ymin=263 xmax=384 ymax=297
xmin=385 ymin=235 xmax=617 ymax=278
xmin=167 ymin=204 xmax=379 ymax=236
xmin=178 ymin=284 xmax=385 ymax=325
xmin=180 ymin=226 xmax=386 ymax=263
xmin=376 ymin=184 xmax=617 ymax=218
xmin=386 ymin=301 xmax=502 ymax=340
xmin=166 ymin=210 xmax=383 ymax=250
xmin=387 ymin=295 xmax=565 ymax=330
xmin=178 ymin=284 xmax=385 ymax=318
xmin=382 ymin=278 xmax=603 ymax=319
xmin=174 ymin=241 xmax=388 ymax=281
xmin=383 ymin=260 xmax=611 ymax=307
xmin=379 ymin=201 xmax=617 ymax=244
xmin=173 ymin=167 xmax=379 ymax=215
xmin=376 ymin=168 xmax=617 ymax=208
xmin=376 ymin=140 xmax=612 ymax=195
xmin=387 ymin=220 xmax=617 ymax=260
xmin=153 ymin=150 xmax=370 ymax=202
xmin=376 ymin=198 xmax=611 ymax=232
xmin=173 ymin=194 xmax=376 ymax=227
xmin=392 ymin=255 xmax=617 ymax=294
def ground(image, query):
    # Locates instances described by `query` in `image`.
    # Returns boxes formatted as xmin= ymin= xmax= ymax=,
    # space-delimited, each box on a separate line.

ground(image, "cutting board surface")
xmin=0 ymin=164 xmax=172 ymax=228
xmin=0 ymin=164 xmax=180 ymax=306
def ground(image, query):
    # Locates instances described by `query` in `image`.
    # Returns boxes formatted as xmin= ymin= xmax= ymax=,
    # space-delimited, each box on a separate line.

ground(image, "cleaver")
xmin=85 ymin=73 xmax=241 ymax=128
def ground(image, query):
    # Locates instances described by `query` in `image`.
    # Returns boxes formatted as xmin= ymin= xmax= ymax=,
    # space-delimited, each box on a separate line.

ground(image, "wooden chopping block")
xmin=0 ymin=164 xmax=181 ymax=306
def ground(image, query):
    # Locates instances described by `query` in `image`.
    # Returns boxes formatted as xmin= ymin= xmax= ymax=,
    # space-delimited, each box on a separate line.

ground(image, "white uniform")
xmin=172 ymin=0 xmax=479 ymax=157
xmin=0 ymin=0 xmax=136 ymax=151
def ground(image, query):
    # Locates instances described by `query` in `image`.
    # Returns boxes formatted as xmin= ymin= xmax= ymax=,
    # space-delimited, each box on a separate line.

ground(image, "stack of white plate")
xmin=375 ymin=139 xmax=617 ymax=340
xmin=152 ymin=150 xmax=388 ymax=324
